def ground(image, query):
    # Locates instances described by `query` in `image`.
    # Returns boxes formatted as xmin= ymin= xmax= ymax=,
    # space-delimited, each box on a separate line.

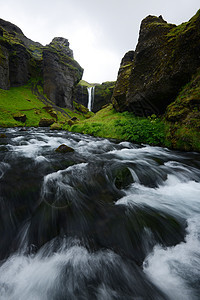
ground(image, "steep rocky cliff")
xmin=0 ymin=18 xmax=83 ymax=109
xmin=112 ymin=10 xmax=200 ymax=117
xmin=75 ymin=80 xmax=115 ymax=112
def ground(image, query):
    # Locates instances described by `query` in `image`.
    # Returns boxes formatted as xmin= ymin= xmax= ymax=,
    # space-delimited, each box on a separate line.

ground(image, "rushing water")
xmin=87 ymin=86 xmax=95 ymax=111
xmin=0 ymin=127 xmax=200 ymax=300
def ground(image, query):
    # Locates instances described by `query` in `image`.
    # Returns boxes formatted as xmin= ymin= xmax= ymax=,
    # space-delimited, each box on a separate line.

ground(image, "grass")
xmin=65 ymin=104 xmax=166 ymax=146
xmin=0 ymin=80 xmax=94 ymax=128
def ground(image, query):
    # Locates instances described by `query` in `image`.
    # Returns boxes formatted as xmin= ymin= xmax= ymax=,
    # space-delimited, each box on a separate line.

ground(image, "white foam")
xmin=143 ymin=216 xmax=200 ymax=300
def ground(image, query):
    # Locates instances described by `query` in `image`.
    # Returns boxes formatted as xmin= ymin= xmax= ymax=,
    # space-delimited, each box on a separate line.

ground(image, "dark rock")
xmin=0 ymin=19 xmax=43 ymax=89
xmin=112 ymin=10 xmax=200 ymax=116
xmin=0 ymin=134 xmax=6 ymax=138
xmin=67 ymin=119 xmax=75 ymax=126
xmin=0 ymin=18 xmax=83 ymax=113
xmin=55 ymin=144 xmax=74 ymax=153
xmin=120 ymin=50 xmax=134 ymax=67
xmin=71 ymin=117 xmax=79 ymax=121
xmin=39 ymin=118 xmax=55 ymax=127
xmin=43 ymin=38 xmax=83 ymax=109
xmin=12 ymin=113 xmax=27 ymax=123
xmin=74 ymin=84 xmax=88 ymax=107
xmin=93 ymin=82 xmax=115 ymax=112
xmin=0 ymin=45 xmax=10 ymax=89
xmin=9 ymin=44 xmax=31 ymax=87
xmin=114 ymin=167 xmax=133 ymax=189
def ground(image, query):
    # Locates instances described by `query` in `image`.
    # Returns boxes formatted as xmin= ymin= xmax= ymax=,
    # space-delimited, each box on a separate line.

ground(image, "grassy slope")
xmin=65 ymin=104 xmax=166 ymax=146
xmin=0 ymin=81 xmax=88 ymax=128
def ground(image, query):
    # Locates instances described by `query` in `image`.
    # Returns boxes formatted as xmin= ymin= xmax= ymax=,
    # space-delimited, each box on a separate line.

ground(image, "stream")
xmin=0 ymin=127 xmax=200 ymax=299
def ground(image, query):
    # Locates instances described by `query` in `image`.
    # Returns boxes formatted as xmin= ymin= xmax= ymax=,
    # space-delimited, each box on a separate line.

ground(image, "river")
xmin=0 ymin=127 xmax=200 ymax=299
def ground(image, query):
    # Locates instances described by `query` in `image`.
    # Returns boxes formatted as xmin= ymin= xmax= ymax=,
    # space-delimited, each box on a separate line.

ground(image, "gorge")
xmin=0 ymin=9 xmax=200 ymax=300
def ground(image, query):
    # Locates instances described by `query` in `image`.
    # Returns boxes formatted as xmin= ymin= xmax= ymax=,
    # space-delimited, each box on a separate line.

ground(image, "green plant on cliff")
xmin=164 ymin=69 xmax=200 ymax=151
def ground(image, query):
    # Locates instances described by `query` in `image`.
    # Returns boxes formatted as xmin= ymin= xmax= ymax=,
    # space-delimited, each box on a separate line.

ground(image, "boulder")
xmin=12 ymin=113 xmax=27 ymax=123
xmin=114 ymin=167 xmax=133 ymax=189
xmin=55 ymin=144 xmax=74 ymax=153
xmin=39 ymin=118 xmax=54 ymax=127
xmin=50 ymin=123 xmax=62 ymax=130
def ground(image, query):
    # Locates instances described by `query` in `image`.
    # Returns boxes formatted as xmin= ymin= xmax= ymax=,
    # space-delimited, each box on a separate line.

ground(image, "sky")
xmin=1 ymin=0 xmax=199 ymax=83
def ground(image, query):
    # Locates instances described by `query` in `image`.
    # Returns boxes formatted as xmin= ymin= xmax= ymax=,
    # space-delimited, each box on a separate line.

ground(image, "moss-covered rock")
xmin=50 ymin=123 xmax=62 ymax=130
xmin=55 ymin=144 xmax=74 ymax=153
xmin=0 ymin=19 xmax=83 ymax=111
xmin=43 ymin=37 xmax=83 ymax=109
xmin=39 ymin=118 xmax=54 ymax=127
xmin=93 ymin=81 xmax=115 ymax=112
xmin=12 ymin=112 xmax=26 ymax=123
xmin=164 ymin=70 xmax=200 ymax=151
xmin=112 ymin=10 xmax=200 ymax=117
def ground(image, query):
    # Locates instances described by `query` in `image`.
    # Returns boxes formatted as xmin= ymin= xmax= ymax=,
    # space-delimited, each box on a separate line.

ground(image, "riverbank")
xmin=1 ymin=80 xmax=200 ymax=153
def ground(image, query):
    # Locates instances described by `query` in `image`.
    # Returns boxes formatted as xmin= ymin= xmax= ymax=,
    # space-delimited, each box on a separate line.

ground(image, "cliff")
xmin=0 ymin=18 xmax=83 ymax=109
xmin=75 ymin=80 xmax=115 ymax=112
xmin=112 ymin=10 xmax=200 ymax=117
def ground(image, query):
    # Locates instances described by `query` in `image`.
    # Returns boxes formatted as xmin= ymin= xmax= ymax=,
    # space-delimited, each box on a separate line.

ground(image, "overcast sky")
xmin=1 ymin=0 xmax=199 ymax=83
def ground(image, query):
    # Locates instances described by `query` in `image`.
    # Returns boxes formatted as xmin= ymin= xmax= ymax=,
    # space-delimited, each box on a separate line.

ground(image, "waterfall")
xmin=87 ymin=86 xmax=95 ymax=111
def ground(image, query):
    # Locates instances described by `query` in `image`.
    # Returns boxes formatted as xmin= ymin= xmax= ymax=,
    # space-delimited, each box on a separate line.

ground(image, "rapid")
xmin=0 ymin=127 xmax=200 ymax=299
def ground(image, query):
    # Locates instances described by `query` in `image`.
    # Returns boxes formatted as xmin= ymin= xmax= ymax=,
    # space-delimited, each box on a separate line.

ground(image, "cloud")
xmin=1 ymin=0 xmax=200 ymax=83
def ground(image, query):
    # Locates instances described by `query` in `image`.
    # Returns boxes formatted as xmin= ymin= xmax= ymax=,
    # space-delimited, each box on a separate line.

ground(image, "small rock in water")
xmin=55 ymin=144 xmax=74 ymax=153
xmin=0 ymin=134 xmax=7 ymax=138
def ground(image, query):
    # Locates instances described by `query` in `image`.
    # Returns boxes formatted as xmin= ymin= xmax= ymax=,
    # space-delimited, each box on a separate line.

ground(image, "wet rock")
xmin=39 ymin=118 xmax=55 ymax=127
xmin=114 ymin=167 xmax=133 ymax=189
xmin=0 ymin=134 xmax=7 ymax=138
xmin=12 ymin=113 xmax=27 ymax=123
xmin=55 ymin=144 xmax=74 ymax=153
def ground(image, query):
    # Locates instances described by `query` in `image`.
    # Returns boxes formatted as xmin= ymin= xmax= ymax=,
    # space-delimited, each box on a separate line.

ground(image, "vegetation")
xmin=164 ymin=69 xmax=200 ymax=151
xmin=64 ymin=104 xmax=166 ymax=146
xmin=0 ymin=80 xmax=90 ymax=128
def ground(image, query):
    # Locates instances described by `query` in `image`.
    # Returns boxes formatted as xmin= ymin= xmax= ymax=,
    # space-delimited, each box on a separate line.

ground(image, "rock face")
xmin=43 ymin=38 xmax=83 ymax=109
xmin=0 ymin=18 xmax=43 ymax=90
xmin=75 ymin=84 xmax=88 ymax=108
xmin=93 ymin=82 xmax=115 ymax=112
xmin=112 ymin=10 xmax=200 ymax=116
xmin=75 ymin=81 xmax=115 ymax=112
xmin=0 ymin=19 xmax=83 ymax=109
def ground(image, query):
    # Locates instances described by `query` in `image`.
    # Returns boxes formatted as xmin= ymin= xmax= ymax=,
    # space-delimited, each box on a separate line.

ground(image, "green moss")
xmin=78 ymin=80 xmax=93 ymax=88
xmin=164 ymin=69 xmax=200 ymax=151
xmin=0 ymin=81 xmax=69 ymax=127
